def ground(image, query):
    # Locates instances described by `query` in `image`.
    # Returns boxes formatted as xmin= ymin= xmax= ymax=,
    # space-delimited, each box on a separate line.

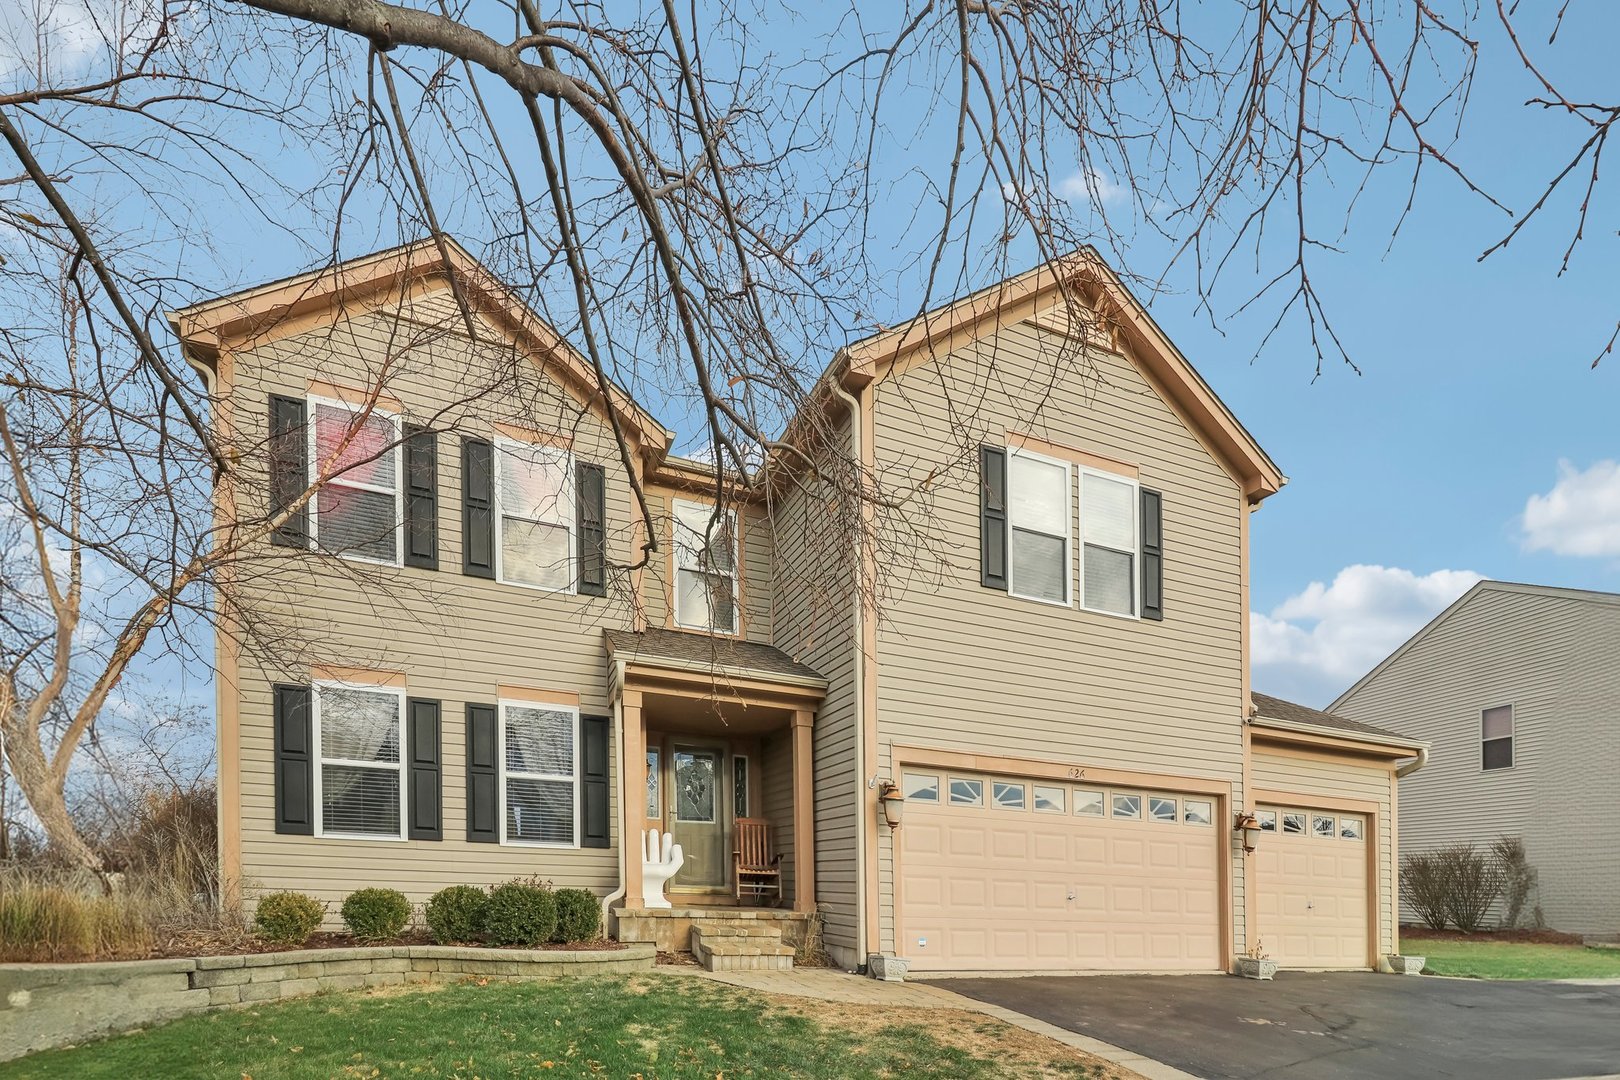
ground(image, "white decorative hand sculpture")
xmin=641 ymin=829 xmax=685 ymax=909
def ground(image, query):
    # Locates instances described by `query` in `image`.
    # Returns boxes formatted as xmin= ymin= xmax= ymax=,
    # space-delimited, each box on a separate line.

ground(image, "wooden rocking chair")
xmin=732 ymin=817 xmax=783 ymax=905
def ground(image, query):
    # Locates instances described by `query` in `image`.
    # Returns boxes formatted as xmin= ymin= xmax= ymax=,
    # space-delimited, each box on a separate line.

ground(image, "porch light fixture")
xmin=1234 ymin=811 xmax=1261 ymax=854
xmin=878 ymin=780 xmax=905 ymax=829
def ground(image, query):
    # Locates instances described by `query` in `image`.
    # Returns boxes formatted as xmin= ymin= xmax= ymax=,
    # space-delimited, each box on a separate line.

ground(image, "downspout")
xmin=829 ymin=376 xmax=867 ymax=969
xmin=600 ymin=662 xmax=628 ymax=931
xmin=1395 ymin=745 xmax=1428 ymax=779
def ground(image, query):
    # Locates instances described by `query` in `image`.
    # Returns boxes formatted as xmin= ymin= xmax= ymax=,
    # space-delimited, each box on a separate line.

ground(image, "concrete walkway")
xmin=668 ymin=966 xmax=1195 ymax=1080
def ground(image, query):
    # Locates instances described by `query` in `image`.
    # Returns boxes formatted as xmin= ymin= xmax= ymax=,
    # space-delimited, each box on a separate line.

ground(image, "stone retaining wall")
xmin=0 ymin=943 xmax=655 ymax=1062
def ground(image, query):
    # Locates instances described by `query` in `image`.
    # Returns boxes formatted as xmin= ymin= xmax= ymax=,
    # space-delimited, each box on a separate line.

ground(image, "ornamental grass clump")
xmin=425 ymin=885 xmax=489 ymax=944
xmin=483 ymin=881 xmax=557 ymax=946
xmin=341 ymin=887 xmax=412 ymax=941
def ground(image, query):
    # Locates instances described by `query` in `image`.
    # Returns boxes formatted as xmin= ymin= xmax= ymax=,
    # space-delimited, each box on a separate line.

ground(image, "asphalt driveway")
xmin=937 ymin=971 xmax=1620 ymax=1080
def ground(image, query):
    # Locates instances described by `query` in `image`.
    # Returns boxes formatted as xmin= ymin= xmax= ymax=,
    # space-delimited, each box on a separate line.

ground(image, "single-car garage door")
xmin=1254 ymin=805 xmax=1369 ymax=969
xmin=898 ymin=769 xmax=1222 ymax=972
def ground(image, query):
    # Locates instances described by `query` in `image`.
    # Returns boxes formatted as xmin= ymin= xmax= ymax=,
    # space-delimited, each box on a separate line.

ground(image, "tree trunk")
xmin=1 ymin=729 xmax=102 ymax=873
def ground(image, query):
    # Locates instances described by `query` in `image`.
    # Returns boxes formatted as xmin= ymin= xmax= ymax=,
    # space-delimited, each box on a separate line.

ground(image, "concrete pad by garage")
xmin=935 ymin=971 xmax=1620 ymax=1080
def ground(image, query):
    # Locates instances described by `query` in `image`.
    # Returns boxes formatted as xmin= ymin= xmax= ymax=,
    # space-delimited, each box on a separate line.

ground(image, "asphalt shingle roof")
xmin=1251 ymin=691 xmax=1414 ymax=745
xmin=604 ymin=627 xmax=825 ymax=683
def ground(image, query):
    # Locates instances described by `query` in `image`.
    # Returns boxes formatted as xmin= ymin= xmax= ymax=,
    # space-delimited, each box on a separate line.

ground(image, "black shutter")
xmin=461 ymin=437 xmax=495 ymax=578
xmin=576 ymin=461 xmax=606 ymax=596
xmin=980 ymin=445 xmax=1008 ymax=590
xmin=406 ymin=697 xmax=443 ymax=840
xmin=465 ymin=702 xmax=499 ymax=842
xmin=580 ymin=714 xmax=610 ymax=848
xmin=403 ymin=425 xmax=438 ymax=570
xmin=268 ymin=396 xmax=308 ymax=547
xmin=272 ymin=683 xmax=314 ymax=835
xmin=1141 ymin=487 xmax=1164 ymax=621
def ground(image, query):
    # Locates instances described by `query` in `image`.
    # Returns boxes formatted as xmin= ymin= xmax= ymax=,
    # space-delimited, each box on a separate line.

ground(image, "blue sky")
xmin=9 ymin=2 xmax=1616 ymax=730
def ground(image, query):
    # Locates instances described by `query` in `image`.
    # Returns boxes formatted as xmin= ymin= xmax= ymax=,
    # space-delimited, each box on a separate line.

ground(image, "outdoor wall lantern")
xmin=878 ymin=780 xmax=905 ymax=828
xmin=1234 ymin=811 xmax=1261 ymax=854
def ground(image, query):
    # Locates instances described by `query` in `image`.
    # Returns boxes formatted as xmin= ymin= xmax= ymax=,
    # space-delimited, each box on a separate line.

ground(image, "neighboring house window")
xmin=733 ymin=755 xmax=750 ymax=818
xmin=1080 ymin=470 xmax=1138 ymax=616
xmin=1482 ymin=705 xmax=1514 ymax=770
xmin=673 ymin=499 xmax=738 ymax=632
xmin=309 ymin=397 xmax=403 ymax=565
xmin=495 ymin=437 xmax=576 ymax=591
xmin=313 ymin=682 xmax=405 ymax=840
xmin=500 ymin=701 xmax=578 ymax=846
xmin=1007 ymin=448 xmax=1071 ymax=604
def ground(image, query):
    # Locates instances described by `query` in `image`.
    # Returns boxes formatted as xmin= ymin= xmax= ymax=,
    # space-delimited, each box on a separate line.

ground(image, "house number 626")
xmin=1068 ymin=767 xmax=1085 ymax=779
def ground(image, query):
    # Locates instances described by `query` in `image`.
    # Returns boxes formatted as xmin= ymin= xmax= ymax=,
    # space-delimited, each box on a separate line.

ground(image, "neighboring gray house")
xmin=1333 ymin=581 xmax=1620 ymax=935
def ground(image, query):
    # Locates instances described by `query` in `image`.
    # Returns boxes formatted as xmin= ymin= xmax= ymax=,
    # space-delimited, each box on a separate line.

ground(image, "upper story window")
xmin=1007 ymin=448 xmax=1071 ymax=604
xmin=495 ymin=437 xmax=576 ymax=591
xmin=308 ymin=397 xmax=403 ymax=565
xmin=673 ymin=499 xmax=738 ymax=633
xmin=313 ymin=682 xmax=405 ymax=840
xmin=1081 ymin=470 xmax=1138 ymax=617
xmin=1482 ymin=705 xmax=1514 ymax=770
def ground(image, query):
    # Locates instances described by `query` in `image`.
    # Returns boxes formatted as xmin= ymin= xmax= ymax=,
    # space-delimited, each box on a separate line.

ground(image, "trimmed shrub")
xmin=484 ymin=881 xmax=557 ymax=946
xmin=425 ymin=885 xmax=489 ymax=944
xmin=1400 ymin=851 xmax=1451 ymax=930
xmin=341 ymin=887 xmax=411 ymax=941
xmin=255 ymin=891 xmax=325 ymax=946
xmin=552 ymin=888 xmax=601 ymax=943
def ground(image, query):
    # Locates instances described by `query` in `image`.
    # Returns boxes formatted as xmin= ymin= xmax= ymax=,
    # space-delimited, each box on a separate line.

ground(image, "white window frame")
xmin=311 ymin=680 xmax=407 ymax=842
xmin=498 ymin=698 xmax=581 ymax=849
xmin=1078 ymin=466 xmax=1141 ymax=619
xmin=1481 ymin=704 xmax=1515 ymax=772
xmin=305 ymin=394 xmax=404 ymax=568
xmin=493 ymin=436 xmax=577 ymax=593
xmin=1005 ymin=445 xmax=1074 ymax=606
xmin=673 ymin=498 xmax=741 ymax=633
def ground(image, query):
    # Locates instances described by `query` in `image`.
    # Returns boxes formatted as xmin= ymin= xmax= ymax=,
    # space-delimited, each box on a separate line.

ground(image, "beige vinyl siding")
xmin=869 ymin=312 xmax=1249 ymax=955
xmin=767 ymin=424 xmax=861 ymax=965
xmin=1334 ymin=586 xmax=1620 ymax=934
xmin=226 ymin=283 xmax=637 ymax=915
xmin=1252 ymin=748 xmax=1394 ymax=959
xmin=760 ymin=729 xmax=795 ymax=899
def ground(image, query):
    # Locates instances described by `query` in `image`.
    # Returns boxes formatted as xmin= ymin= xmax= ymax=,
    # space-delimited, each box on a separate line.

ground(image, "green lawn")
xmin=0 ymin=974 xmax=1110 ymax=1079
xmin=1417 ymin=938 xmax=1620 ymax=980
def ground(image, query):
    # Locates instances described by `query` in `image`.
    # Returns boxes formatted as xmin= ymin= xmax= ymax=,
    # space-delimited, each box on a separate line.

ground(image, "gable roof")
xmin=833 ymin=250 xmax=1286 ymax=502
xmin=1330 ymin=579 xmax=1620 ymax=711
xmin=167 ymin=238 xmax=672 ymax=457
xmin=1251 ymin=691 xmax=1422 ymax=750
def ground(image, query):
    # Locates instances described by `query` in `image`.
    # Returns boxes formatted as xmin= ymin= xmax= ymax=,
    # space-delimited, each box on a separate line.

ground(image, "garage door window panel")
xmin=1184 ymin=799 xmax=1212 ymax=826
xmin=904 ymin=772 xmax=939 ymax=802
xmin=1033 ymin=785 xmax=1065 ymax=813
xmin=1256 ymin=809 xmax=1277 ymax=832
xmin=949 ymin=778 xmax=984 ymax=806
xmin=1312 ymin=815 xmax=1336 ymax=838
xmin=1112 ymin=793 xmax=1141 ymax=820
xmin=1282 ymin=812 xmax=1305 ymax=834
xmin=992 ymin=781 xmax=1026 ymax=810
xmin=1340 ymin=817 xmax=1364 ymax=840
xmin=1149 ymin=796 xmax=1177 ymax=823
xmin=1482 ymin=705 xmax=1514 ymax=771
xmin=1074 ymin=789 xmax=1104 ymax=817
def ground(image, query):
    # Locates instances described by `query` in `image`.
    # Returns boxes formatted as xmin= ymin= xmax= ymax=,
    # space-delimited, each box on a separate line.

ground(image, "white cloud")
xmin=1055 ymin=169 xmax=1124 ymax=206
xmin=1251 ymin=564 xmax=1483 ymax=706
xmin=1521 ymin=459 xmax=1620 ymax=558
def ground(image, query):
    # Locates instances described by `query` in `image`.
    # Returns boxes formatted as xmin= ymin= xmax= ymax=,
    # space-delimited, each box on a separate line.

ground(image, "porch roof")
xmin=604 ymin=628 xmax=826 ymax=688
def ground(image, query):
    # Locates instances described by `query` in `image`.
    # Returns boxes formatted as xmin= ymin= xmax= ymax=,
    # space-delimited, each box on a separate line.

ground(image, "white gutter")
xmin=600 ymin=660 xmax=628 ymax=929
xmin=1246 ymin=714 xmax=1430 ymax=755
xmin=829 ymin=377 xmax=867 ymax=968
xmin=1395 ymin=745 xmax=1429 ymax=779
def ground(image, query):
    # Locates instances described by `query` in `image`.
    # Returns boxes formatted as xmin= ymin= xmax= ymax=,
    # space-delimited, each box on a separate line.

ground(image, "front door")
xmin=670 ymin=744 xmax=727 ymax=890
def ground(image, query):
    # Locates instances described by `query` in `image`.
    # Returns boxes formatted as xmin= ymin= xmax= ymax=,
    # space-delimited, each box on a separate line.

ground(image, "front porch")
xmin=607 ymin=628 xmax=827 ymax=961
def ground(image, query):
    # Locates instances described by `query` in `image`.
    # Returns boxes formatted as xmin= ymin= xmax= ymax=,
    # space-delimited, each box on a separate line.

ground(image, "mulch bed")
xmin=1400 ymin=926 xmax=1586 ymax=946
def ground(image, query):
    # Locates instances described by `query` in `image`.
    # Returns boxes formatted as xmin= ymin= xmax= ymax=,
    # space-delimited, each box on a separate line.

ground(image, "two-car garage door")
xmin=898 ymin=769 xmax=1222 ymax=972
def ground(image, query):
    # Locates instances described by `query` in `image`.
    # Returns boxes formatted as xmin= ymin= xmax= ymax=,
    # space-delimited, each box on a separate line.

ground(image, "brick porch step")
xmin=691 ymin=925 xmax=795 ymax=972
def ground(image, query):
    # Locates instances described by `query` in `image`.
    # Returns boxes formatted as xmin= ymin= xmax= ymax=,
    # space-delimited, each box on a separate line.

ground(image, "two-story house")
xmin=1333 ymin=580 xmax=1620 ymax=936
xmin=170 ymin=238 xmax=1424 ymax=975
